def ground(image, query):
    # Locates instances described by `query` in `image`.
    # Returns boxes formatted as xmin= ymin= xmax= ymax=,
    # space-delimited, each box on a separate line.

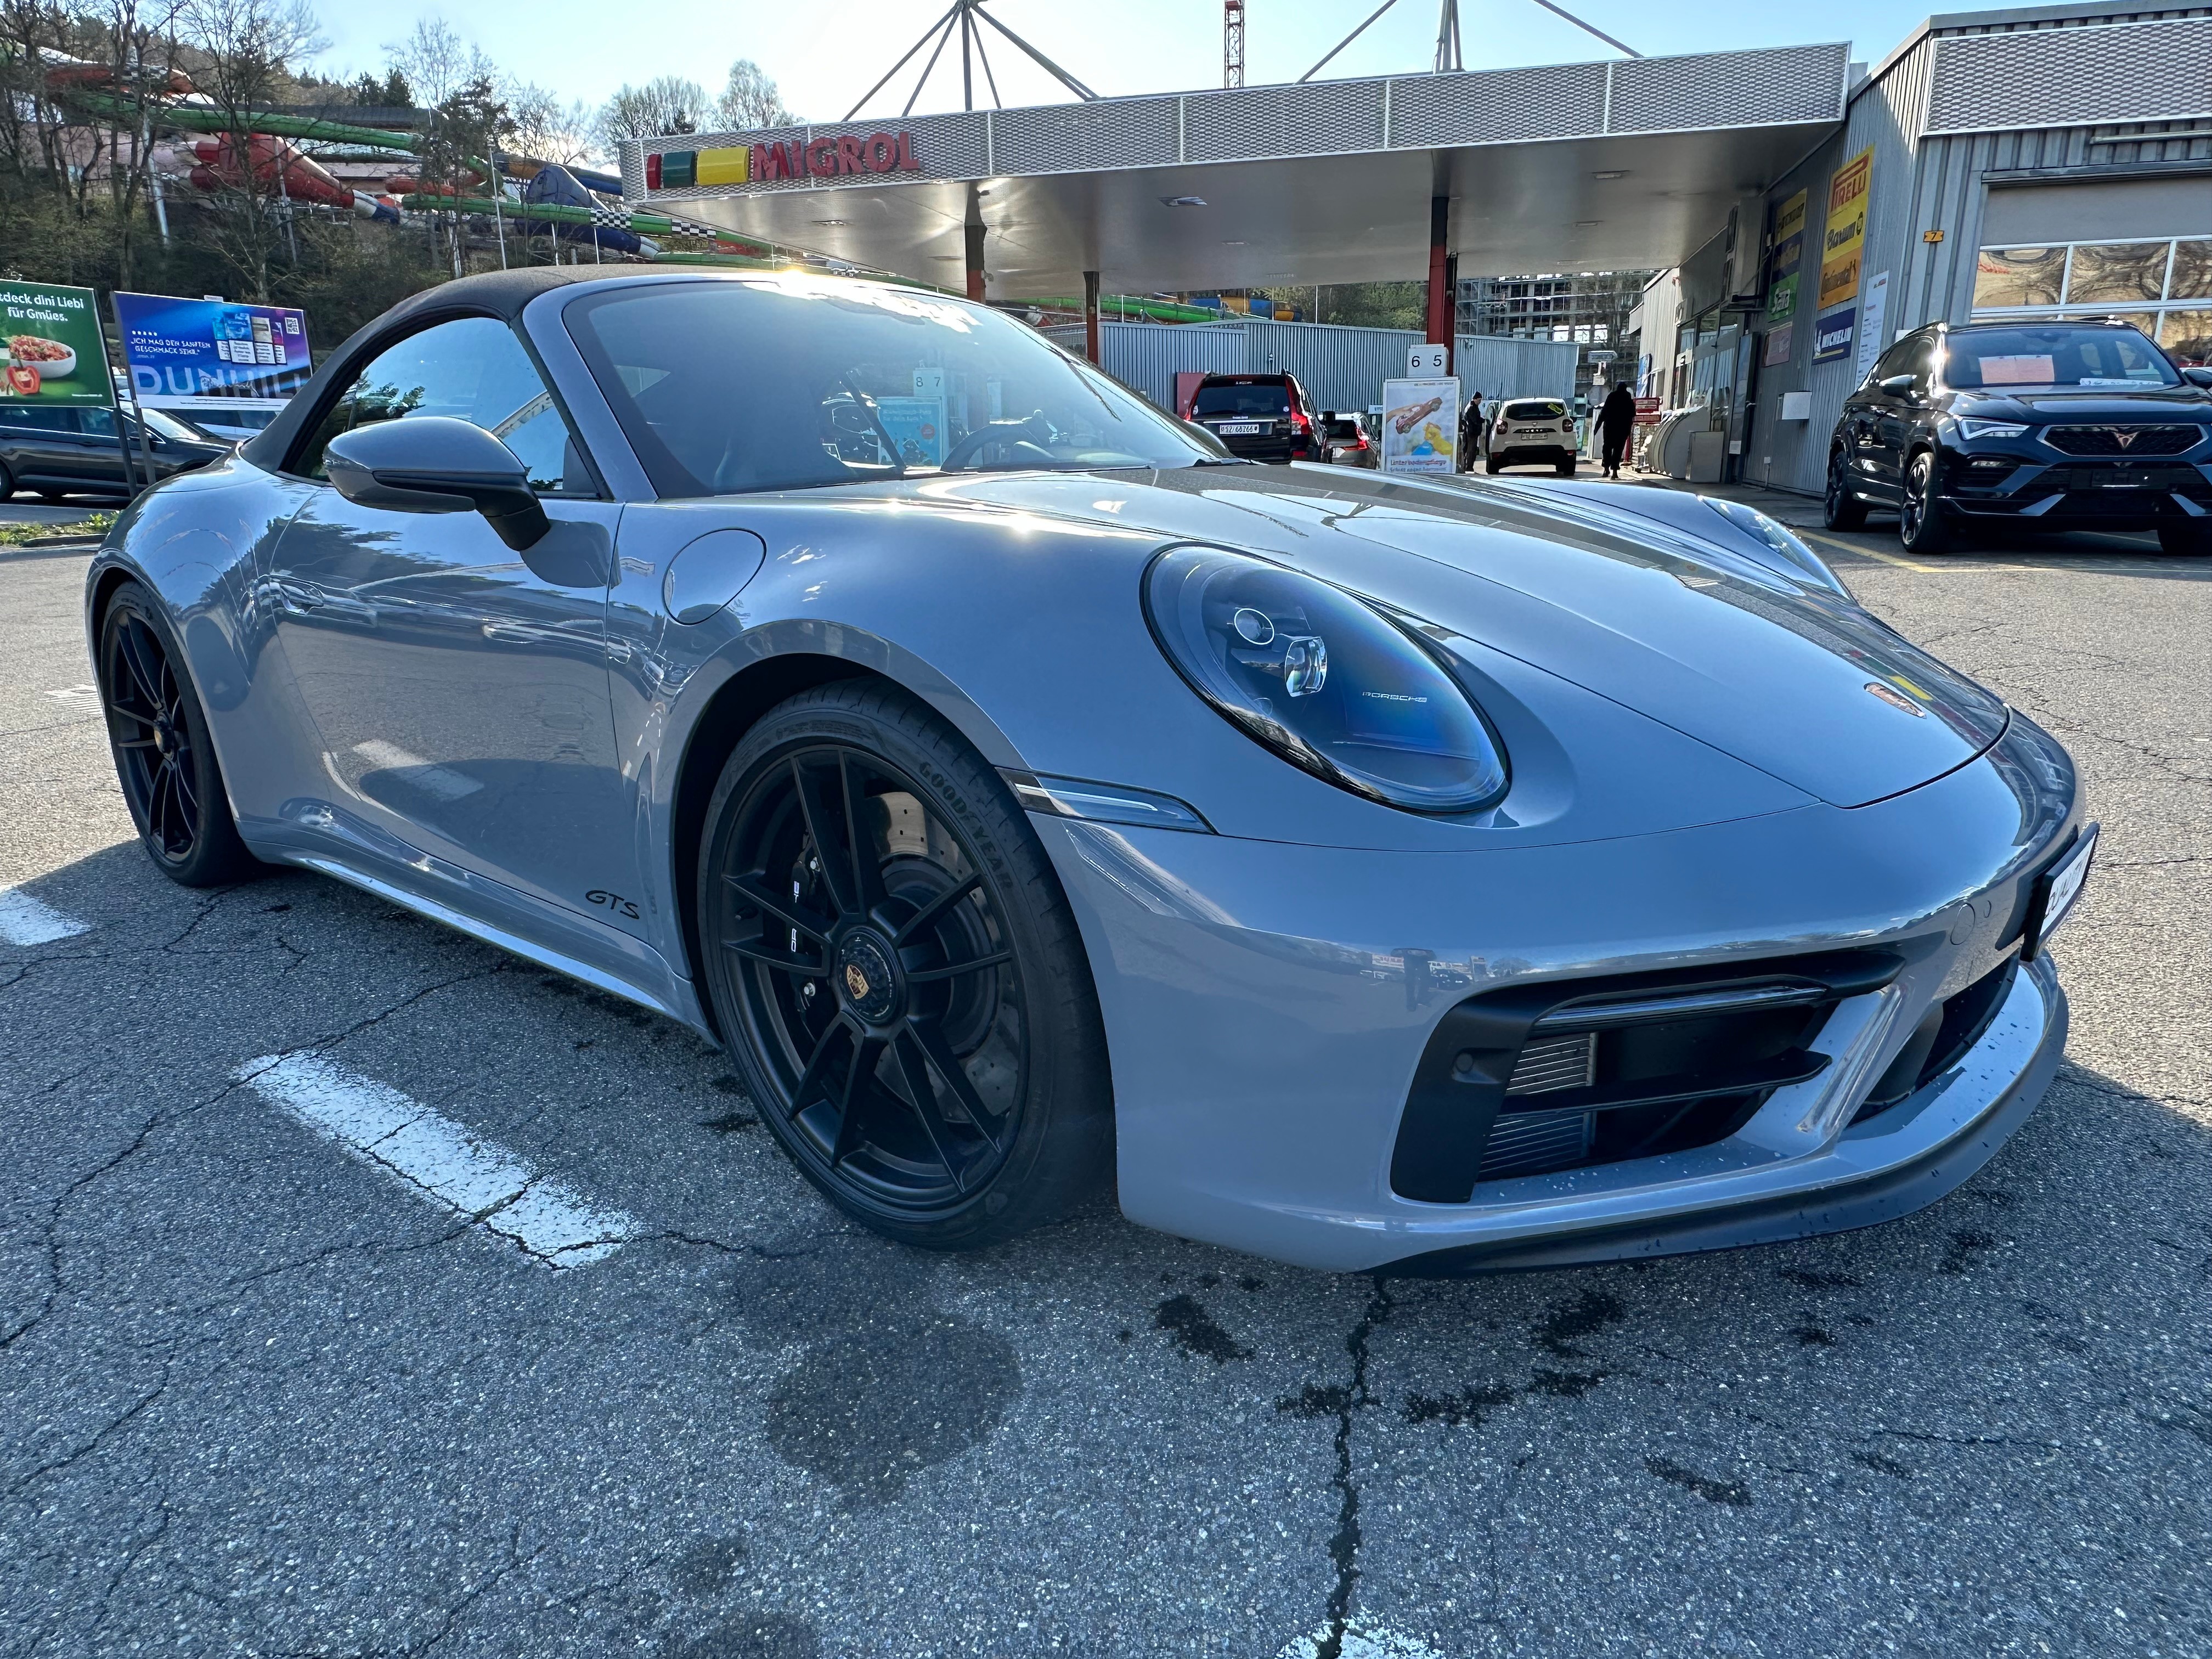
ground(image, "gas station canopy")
xmin=617 ymin=43 xmax=1851 ymax=296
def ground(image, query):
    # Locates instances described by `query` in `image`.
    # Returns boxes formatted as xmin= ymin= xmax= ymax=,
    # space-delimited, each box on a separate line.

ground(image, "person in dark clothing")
xmin=1457 ymin=390 xmax=1483 ymax=471
xmin=1596 ymin=383 xmax=1637 ymax=479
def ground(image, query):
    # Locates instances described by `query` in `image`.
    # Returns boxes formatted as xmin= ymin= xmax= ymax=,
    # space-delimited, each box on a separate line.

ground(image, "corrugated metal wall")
xmin=1044 ymin=319 xmax=1577 ymax=417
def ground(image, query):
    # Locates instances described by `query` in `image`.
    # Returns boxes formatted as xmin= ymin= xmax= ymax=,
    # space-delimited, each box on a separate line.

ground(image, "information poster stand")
xmin=1379 ymin=377 xmax=1460 ymax=476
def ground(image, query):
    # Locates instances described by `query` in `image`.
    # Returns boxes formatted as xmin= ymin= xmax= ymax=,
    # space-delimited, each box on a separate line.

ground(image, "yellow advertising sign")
xmin=1817 ymin=148 xmax=1873 ymax=313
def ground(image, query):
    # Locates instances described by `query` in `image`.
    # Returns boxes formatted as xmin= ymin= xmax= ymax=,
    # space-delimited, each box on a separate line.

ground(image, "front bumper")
xmin=1037 ymin=714 xmax=2076 ymax=1273
xmin=1948 ymin=456 xmax=2212 ymax=524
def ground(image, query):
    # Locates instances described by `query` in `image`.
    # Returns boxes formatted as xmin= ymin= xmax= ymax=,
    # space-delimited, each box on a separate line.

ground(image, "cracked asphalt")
xmin=3 ymin=514 xmax=2208 ymax=1657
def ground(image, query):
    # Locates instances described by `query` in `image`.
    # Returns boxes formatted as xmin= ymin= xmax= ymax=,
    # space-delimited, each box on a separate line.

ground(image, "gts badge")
xmin=586 ymin=888 xmax=642 ymax=921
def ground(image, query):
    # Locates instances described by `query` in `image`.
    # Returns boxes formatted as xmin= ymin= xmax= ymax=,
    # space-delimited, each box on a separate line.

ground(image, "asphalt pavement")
xmin=3 ymin=493 xmax=2208 ymax=1658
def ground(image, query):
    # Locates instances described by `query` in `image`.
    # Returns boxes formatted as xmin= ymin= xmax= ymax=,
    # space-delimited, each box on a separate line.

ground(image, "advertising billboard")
xmin=112 ymin=291 xmax=312 ymax=409
xmin=1763 ymin=189 xmax=1807 ymax=368
xmin=1 ymin=279 xmax=115 ymax=408
xmin=1813 ymin=149 xmax=1873 ymax=365
xmin=1380 ymin=378 xmax=1459 ymax=476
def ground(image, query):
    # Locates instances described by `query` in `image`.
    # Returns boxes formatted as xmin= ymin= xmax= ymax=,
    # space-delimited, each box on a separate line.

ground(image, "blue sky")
xmin=310 ymin=0 xmax=1970 ymax=123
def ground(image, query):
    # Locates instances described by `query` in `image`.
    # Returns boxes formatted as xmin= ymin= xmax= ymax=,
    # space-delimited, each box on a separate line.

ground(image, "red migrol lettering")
xmin=806 ymin=138 xmax=838 ymax=176
xmin=836 ymin=135 xmax=864 ymax=174
xmin=896 ymin=131 xmax=920 ymax=171
xmin=864 ymin=132 xmax=899 ymax=173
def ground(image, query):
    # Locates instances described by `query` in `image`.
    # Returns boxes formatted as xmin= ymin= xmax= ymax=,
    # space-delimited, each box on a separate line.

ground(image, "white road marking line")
xmin=0 ymin=887 xmax=89 ymax=946
xmin=43 ymin=683 xmax=101 ymax=709
xmin=1279 ymin=1622 xmax=1448 ymax=1659
xmin=350 ymin=739 xmax=485 ymax=800
xmin=235 ymin=1052 xmax=637 ymax=1267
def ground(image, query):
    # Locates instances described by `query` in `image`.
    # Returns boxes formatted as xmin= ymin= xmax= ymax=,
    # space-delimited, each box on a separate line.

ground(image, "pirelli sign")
xmin=645 ymin=130 xmax=922 ymax=190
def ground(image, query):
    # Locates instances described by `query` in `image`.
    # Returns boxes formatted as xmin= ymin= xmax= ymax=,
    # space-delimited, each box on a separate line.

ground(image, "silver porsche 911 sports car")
xmin=87 ymin=268 xmax=2093 ymax=1273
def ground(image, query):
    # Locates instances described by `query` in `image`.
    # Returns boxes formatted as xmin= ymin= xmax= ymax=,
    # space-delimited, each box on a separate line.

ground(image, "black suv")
xmin=0 ymin=403 xmax=229 ymax=501
xmin=1825 ymin=319 xmax=2212 ymax=554
xmin=1189 ymin=373 xmax=1322 ymax=463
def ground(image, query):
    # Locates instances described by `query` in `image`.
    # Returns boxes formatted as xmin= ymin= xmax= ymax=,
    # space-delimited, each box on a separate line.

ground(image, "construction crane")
xmin=1224 ymin=1 xmax=1245 ymax=88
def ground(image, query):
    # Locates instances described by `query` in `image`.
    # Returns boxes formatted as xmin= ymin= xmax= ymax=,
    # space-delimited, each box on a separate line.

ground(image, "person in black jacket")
xmin=1596 ymin=382 xmax=1637 ymax=479
xmin=1457 ymin=390 xmax=1483 ymax=472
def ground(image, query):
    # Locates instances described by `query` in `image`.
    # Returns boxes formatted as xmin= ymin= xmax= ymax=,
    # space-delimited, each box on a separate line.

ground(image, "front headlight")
xmin=1699 ymin=496 xmax=1850 ymax=599
xmin=1142 ymin=545 xmax=1508 ymax=814
xmin=1956 ymin=417 xmax=2029 ymax=441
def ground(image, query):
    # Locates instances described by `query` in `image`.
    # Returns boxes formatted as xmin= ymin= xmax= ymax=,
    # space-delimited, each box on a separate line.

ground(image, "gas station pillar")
xmin=1083 ymin=270 xmax=1101 ymax=364
xmin=1425 ymin=195 xmax=1454 ymax=373
xmin=964 ymin=222 xmax=986 ymax=302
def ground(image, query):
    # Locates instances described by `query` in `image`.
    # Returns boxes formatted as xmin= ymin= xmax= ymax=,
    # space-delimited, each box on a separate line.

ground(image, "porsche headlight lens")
xmin=1956 ymin=417 xmax=2028 ymax=441
xmin=1143 ymin=545 xmax=1508 ymax=813
xmin=1699 ymin=496 xmax=1850 ymax=598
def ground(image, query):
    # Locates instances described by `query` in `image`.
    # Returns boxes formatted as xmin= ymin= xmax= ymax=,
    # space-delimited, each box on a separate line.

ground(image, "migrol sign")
xmin=646 ymin=129 xmax=922 ymax=190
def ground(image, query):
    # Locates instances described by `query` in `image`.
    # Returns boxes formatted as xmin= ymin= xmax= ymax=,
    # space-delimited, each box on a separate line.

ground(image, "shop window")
xmin=2064 ymin=241 xmax=2170 ymax=305
xmin=1973 ymin=246 xmax=2066 ymax=308
xmin=2160 ymin=309 xmax=2212 ymax=366
xmin=2169 ymin=241 xmax=2212 ymax=301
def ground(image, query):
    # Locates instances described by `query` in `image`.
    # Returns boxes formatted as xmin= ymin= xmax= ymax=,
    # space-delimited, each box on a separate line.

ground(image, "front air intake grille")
xmin=2041 ymin=425 xmax=2202 ymax=456
xmin=1390 ymin=950 xmax=1903 ymax=1204
xmin=1506 ymin=1033 xmax=1595 ymax=1095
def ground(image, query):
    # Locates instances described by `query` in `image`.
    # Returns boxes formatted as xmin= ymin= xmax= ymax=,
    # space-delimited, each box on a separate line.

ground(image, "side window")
xmin=5 ymin=408 xmax=81 ymax=433
xmin=81 ymin=407 xmax=117 ymax=439
xmin=290 ymin=315 xmax=591 ymax=493
xmin=1864 ymin=337 xmax=1918 ymax=390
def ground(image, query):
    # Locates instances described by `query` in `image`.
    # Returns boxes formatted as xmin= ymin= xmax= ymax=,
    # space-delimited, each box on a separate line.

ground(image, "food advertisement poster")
xmin=112 ymin=291 xmax=312 ymax=408
xmin=1763 ymin=189 xmax=1807 ymax=367
xmin=2 ymin=279 xmax=114 ymax=407
xmin=1813 ymin=148 xmax=1873 ymax=364
xmin=1380 ymin=377 xmax=1459 ymax=476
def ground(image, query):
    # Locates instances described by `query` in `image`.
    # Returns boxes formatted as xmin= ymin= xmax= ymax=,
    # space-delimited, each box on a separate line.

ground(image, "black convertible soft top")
xmin=241 ymin=266 xmax=663 ymax=472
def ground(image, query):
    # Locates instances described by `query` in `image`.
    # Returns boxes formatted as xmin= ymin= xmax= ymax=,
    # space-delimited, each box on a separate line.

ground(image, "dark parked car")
xmin=1188 ymin=373 xmax=1322 ymax=462
xmin=0 ymin=403 xmax=229 ymax=501
xmin=1825 ymin=319 xmax=2212 ymax=554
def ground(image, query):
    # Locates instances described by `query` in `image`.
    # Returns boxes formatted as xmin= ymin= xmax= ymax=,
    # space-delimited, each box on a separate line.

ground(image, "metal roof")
xmin=616 ymin=43 xmax=1850 ymax=296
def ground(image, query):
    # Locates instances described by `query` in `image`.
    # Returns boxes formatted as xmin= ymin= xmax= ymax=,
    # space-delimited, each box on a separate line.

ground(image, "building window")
xmin=1971 ymin=238 xmax=2212 ymax=363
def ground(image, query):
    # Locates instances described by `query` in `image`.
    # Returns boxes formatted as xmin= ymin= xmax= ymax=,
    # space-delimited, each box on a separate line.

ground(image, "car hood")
xmin=930 ymin=465 xmax=2009 ymax=809
xmin=1949 ymin=385 xmax=2212 ymax=420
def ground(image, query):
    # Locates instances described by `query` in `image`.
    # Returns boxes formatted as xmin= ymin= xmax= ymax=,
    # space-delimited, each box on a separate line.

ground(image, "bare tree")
xmin=592 ymin=74 xmax=707 ymax=152
xmin=176 ymin=0 xmax=320 ymax=301
xmin=382 ymin=16 xmax=488 ymax=112
xmin=714 ymin=58 xmax=797 ymax=131
xmin=504 ymin=80 xmax=593 ymax=167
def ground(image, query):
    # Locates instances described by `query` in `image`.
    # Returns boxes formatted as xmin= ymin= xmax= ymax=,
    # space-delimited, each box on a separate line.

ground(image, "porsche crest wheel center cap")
xmin=836 ymin=932 xmax=900 ymax=1024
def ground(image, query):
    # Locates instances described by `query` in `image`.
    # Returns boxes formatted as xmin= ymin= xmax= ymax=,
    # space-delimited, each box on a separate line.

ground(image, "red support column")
xmin=1084 ymin=269 xmax=1101 ymax=364
xmin=965 ymin=221 xmax=986 ymax=302
xmin=1425 ymin=194 xmax=1453 ymax=374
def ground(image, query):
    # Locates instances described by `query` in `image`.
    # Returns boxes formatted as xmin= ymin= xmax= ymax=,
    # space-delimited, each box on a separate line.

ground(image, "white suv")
xmin=1483 ymin=398 xmax=1578 ymax=476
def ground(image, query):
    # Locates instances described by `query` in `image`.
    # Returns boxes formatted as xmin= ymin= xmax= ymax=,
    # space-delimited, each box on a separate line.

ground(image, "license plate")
xmin=2094 ymin=471 xmax=2154 ymax=488
xmin=1217 ymin=422 xmax=1266 ymax=436
xmin=2023 ymin=822 xmax=2097 ymax=960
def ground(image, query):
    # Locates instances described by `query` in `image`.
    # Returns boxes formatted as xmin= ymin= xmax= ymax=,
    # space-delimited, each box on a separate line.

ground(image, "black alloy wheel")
xmin=699 ymin=681 xmax=1111 ymax=1249
xmin=1823 ymin=449 xmax=1867 ymax=531
xmin=98 ymin=580 xmax=258 ymax=885
xmin=1898 ymin=450 xmax=1957 ymax=554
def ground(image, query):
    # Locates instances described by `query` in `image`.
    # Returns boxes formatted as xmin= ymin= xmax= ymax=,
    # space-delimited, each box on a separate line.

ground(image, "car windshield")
xmin=565 ymin=276 xmax=1220 ymax=496
xmin=1944 ymin=326 xmax=2180 ymax=390
xmin=1503 ymin=400 xmax=1565 ymax=420
xmin=1193 ymin=381 xmax=1291 ymax=418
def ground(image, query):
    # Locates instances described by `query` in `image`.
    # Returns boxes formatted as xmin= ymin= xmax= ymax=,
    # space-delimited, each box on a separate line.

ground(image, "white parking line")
xmin=43 ymin=684 xmax=101 ymax=709
xmin=235 ymin=1052 xmax=637 ymax=1267
xmin=1279 ymin=1622 xmax=1446 ymax=1659
xmin=0 ymin=887 xmax=89 ymax=946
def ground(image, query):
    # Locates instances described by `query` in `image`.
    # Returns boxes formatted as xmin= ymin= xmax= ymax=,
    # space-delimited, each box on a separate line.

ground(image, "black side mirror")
xmin=1878 ymin=374 xmax=1918 ymax=396
xmin=2182 ymin=366 xmax=2212 ymax=389
xmin=324 ymin=415 xmax=550 ymax=552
